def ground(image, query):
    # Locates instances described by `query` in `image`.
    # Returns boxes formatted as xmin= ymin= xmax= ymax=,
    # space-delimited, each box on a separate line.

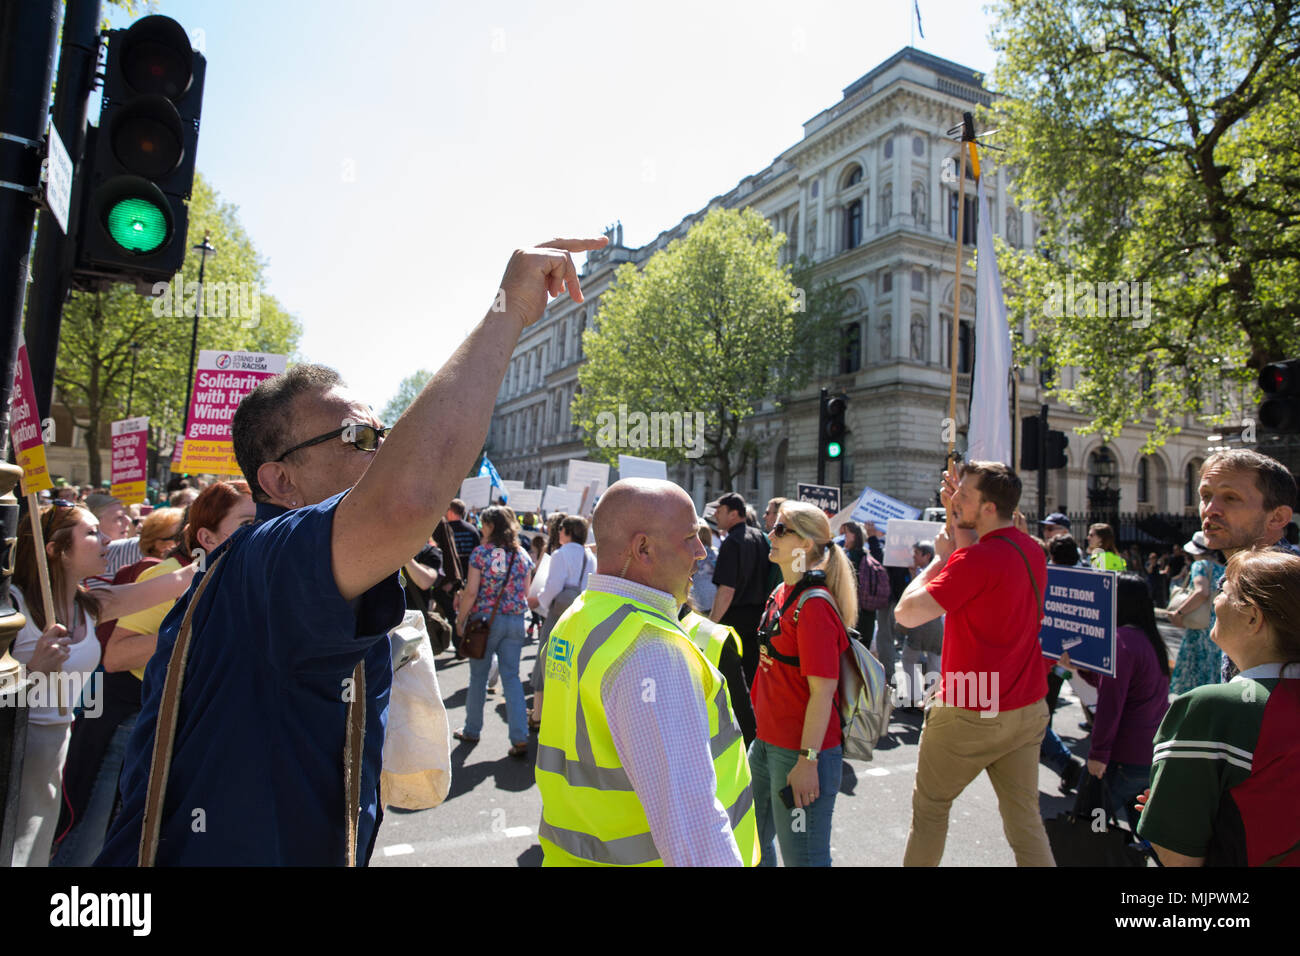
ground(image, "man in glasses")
xmin=98 ymin=236 xmax=605 ymax=867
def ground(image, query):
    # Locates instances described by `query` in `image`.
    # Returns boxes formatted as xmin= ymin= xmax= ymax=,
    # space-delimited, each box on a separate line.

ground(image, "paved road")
xmin=375 ymin=629 xmax=1161 ymax=867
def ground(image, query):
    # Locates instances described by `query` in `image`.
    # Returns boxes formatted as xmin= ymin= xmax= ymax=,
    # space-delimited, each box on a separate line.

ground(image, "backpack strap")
xmin=999 ymin=535 xmax=1045 ymax=618
xmin=139 ymin=553 xmax=224 ymax=867
xmin=760 ymin=586 xmax=841 ymax=668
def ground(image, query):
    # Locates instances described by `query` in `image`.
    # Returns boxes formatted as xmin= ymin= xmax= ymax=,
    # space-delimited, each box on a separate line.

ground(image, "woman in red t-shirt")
xmin=749 ymin=502 xmax=855 ymax=866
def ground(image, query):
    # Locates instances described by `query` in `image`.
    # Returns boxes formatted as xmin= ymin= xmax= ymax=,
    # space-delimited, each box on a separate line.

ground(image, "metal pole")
xmin=0 ymin=0 xmax=63 ymax=869
xmin=1038 ymin=403 xmax=1049 ymax=524
xmin=180 ymin=233 xmax=214 ymax=429
xmin=24 ymin=0 xmax=102 ymax=423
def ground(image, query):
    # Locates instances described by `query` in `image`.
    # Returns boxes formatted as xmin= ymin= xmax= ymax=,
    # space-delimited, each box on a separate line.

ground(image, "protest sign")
xmin=1038 ymin=566 xmax=1118 ymax=677
xmin=797 ymin=482 xmax=840 ymax=515
xmin=850 ymin=485 xmax=920 ymax=531
xmin=882 ymin=519 xmax=946 ymax=567
xmin=458 ymin=476 xmax=492 ymax=509
xmin=110 ymin=416 xmax=149 ymax=505
xmin=541 ymin=484 xmax=581 ymax=515
xmin=510 ymin=488 xmax=542 ymax=513
xmin=501 ymin=480 xmax=525 ymax=497
xmin=178 ymin=351 xmax=286 ymax=474
xmin=565 ymin=459 xmax=609 ymax=497
xmin=9 ymin=344 xmax=52 ymax=495
xmin=617 ymin=454 xmax=668 ymax=481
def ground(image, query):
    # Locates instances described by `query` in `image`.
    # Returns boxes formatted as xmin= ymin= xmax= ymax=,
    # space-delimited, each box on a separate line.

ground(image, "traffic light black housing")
xmin=1021 ymin=414 xmax=1068 ymax=470
xmin=1259 ymin=358 xmax=1300 ymax=433
xmin=824 ymin=395 xmax=847 ymax=460
xmin=72 ymin=15 xmax=205 ymax=288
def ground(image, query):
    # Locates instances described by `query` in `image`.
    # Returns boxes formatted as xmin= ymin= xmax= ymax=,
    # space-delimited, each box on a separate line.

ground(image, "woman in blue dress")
xmin=1166 ymin=539 xmax=1224 ymax=694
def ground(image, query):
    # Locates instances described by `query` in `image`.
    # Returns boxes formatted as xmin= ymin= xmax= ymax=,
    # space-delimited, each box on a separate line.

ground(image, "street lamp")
xmin=126 ymin=341 xmax=141 ymax=416
xmin=180 ymin=233 xmax=216 ymax=421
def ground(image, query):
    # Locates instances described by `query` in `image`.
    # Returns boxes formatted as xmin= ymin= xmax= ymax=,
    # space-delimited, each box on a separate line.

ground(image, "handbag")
xmin=457 ymin=549 xmax=518 ymax=659
xmin=382 ymin=610 xmax=452 ymax=811
xmin=1044 ymin=774 xmax=1153 ymax=867
xmin=1167 ymin=578 xmax=1211 ymax=630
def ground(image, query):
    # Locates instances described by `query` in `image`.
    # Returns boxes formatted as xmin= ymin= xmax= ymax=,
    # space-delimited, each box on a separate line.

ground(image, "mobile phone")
xmin=779 ymin=785 xmax=796 ymax=810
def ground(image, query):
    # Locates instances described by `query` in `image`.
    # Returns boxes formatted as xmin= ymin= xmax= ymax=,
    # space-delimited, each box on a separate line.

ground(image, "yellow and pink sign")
xmin=9 ymin=344 xmax=52 ymax=495
xmin=110 ymin=416 xmax=149 ymax=505
xmin=178 ymin=350 xmax=286 ymax=475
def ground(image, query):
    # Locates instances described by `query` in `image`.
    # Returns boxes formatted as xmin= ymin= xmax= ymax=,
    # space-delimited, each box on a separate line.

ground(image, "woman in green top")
xmin=1086 ymin=523 xmax=1127 ymax=572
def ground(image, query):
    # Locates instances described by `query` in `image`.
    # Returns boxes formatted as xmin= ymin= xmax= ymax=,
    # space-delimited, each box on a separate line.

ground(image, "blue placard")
xmin=1038 ymin=566 xmax=1117 ymax=677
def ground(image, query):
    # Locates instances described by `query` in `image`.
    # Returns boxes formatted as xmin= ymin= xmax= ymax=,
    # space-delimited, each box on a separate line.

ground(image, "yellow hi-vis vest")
xmin=535 ymin=590 xmax=759 ymax=866
xmin=681 ymin=611 xmax=743 ymax=670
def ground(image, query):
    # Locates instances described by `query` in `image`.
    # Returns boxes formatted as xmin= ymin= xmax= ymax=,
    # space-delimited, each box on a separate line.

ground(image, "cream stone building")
xmin=490 ymin=48 xmax=1224 ymax=523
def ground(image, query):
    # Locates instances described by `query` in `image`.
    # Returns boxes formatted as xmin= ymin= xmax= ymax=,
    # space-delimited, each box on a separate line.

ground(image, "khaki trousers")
xmin=903 ymin=697 xmax=1055 ymax=867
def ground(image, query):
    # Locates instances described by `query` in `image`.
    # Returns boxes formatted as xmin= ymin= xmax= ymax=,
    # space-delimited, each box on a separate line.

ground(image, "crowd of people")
xmin=7 ymin=236 xmax=1298 ymax=868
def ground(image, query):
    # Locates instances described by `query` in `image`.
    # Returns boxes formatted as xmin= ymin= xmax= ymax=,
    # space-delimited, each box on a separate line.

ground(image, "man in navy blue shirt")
xmin=97 ymin=236 xmax=606 ymax=866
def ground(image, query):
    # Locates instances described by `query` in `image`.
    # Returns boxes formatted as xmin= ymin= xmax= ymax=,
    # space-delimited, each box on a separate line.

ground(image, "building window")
xmin=841 ymin=322 xmax=861 ymax=374
xmin=811 ymin=179 xmax=819 ymax=199
xmin=911 ymin=270 xmax=924 ymax=293
xmin=948 ymin=192 xmax=978 ymax=243
xmin=845 ymin=200 xmax=862 ymax=250
xmin=1185 ymin=460 xmax=1202 ymax=508
xmin=1138 ymin=457 xmax=1150 ymax=503
xmin=558 ymin=321 xmax=567 ymax=361
xmin=883 ymin=137 xmax=893 ymax=159
xmin=912 ymin=135 xmax=925 ymax=156
xmin=881 ymin=271 xmax=892 ymax=294
xmin=843 ymin=164 xmax=863 ymax=189
xmin=958 ymin=321 xmax=973 ymax=374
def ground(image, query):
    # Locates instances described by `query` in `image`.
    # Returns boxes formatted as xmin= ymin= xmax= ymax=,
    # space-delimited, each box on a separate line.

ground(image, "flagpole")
xmin=946 ymin=131 xmax=973 ymax=469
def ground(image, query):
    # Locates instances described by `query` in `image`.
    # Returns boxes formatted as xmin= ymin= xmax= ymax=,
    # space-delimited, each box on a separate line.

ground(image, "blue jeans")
xmin=1102 ymin=762 xmax=1150 ymax=833
xmin=50 ymin=712 xmax=138 ymax=867
xmin=748 ymin=738 xmax=842 ymax=867
xmin=462 ymin=613 xmax=527 ymax=745
xmin=1039 ymin=725 xmax=1074 ymax=777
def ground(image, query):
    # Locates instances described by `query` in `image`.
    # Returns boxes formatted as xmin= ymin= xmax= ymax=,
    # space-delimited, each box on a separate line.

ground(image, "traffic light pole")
xmin=0 ymin=0 xmax=63 ymax=868
xmin=1038 ymin=403 xmax=1049 ymax=522
xmin=180 ymin=234 xmax=215 ymax=433
xmin=24 ymin=0 xmax=102 ymax=424
xmin=817 ymin=387 xmax=828 ymax=486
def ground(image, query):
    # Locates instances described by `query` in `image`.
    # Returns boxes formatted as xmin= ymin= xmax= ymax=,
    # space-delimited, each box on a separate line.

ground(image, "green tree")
xmin=52 ymin=174 xmax=302 ymax=482
xmin=572 ymin=207 xmax=846 ymax=491
xmin=987 ymin=0 xmax=1300 ymax=451
xmin=381 ymin=369 xmax=434 ymax=425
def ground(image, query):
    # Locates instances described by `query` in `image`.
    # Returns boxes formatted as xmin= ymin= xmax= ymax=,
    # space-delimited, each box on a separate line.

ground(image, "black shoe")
xmin=1059 ymin=758 xmax=1083 ymax=794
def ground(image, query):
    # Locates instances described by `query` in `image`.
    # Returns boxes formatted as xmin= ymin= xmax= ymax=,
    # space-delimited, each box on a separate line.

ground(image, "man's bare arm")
xmin=710 ymin=585 xmax=735 ymax=624
xmin=331 ymin=239 xmax=606 ymax=601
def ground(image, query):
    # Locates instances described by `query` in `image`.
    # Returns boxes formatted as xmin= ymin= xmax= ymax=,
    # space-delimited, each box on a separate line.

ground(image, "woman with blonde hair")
xmin=749 ymin=501 xmax=856 ymax=865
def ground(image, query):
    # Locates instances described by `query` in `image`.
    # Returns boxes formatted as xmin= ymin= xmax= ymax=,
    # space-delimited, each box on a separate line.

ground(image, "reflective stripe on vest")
xmin=682 ymin=611 xmax=743 ymax=671
xmin=535 ymin=591 xmax=759 ymax=866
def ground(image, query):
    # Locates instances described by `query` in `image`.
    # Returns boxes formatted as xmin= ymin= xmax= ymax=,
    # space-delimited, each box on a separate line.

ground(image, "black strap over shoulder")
xmin=999 ymin=534 xmax=1045 ymax=618
xmin=758 ymin=572 xmax=830 ymax=668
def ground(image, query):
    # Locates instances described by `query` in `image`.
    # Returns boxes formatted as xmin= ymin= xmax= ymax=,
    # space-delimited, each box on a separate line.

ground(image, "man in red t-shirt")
xmin=894 ymin=460 xmax=1054 ymax=867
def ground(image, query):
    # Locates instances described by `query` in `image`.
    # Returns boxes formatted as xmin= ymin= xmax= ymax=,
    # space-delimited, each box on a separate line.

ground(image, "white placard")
xmin=617 ymin=454 xmax=668 ymax=481
xmin=850 ymin=485 xmax=922 ymax=531
xmin=565 ymin=459 xmax=609 ymax=497
xmin=541 ymin=484 xmax=581 ymax=515
xmin=458 ymin=475 xmax=492 ymax=509
xmin=882 ymin=519 xmax=946 ymax=567
xmin=501 ymin=480 xmax=525 ymax=496
xmin=510 ymin=488 xmax=542 ymax=513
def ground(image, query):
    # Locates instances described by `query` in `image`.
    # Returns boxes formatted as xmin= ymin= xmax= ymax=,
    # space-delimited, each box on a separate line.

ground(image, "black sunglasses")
xmin=771 ymin=521 xmax=792 ymax=538
xmin=274 ymin=423 xmax=387 ymax=463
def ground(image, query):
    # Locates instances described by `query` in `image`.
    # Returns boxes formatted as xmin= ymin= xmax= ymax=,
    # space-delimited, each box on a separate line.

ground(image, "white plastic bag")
xmin=381 ymin=610 xmax=452 ymax=810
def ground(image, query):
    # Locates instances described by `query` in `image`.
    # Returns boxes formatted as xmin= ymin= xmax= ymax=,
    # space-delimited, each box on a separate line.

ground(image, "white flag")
xmin=966 ymin=176 xmax=1013 ymax=466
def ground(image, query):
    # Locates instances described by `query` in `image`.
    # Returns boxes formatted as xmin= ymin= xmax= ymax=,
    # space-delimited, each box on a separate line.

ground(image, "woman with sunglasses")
xmin=455 ymin=505 xmax=535 ymax=758
xmin=1137 ymin=549 xmax=1300 ymax=866
xmin=749 ymin=502 xmax=856 ymax=866
xmin=50 ymin=483 xmax=255 ymax=866
xmin=8 ymin=503 xmax=196 ymax=866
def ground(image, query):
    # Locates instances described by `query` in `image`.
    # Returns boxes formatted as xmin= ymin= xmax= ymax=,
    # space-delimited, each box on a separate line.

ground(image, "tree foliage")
xmin=51 ymin=174 xmax=302 ymax=482
xmin=572 ymin=207 xmax=846 ymax=491
xmin=987 ymin=0 xmax=1300 ymax=451
xmin=381 ymin=368 xmax=434 ymax=425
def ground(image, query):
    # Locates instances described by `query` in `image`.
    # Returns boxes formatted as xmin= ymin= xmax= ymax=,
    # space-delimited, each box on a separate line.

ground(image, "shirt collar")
xmin=1233 ymin=662 xmax=1300 ymax=682
xmin=255 ymin=501 xmax=288 ymax=523
xmin=586 ymin=573 xmax=678 ymax=619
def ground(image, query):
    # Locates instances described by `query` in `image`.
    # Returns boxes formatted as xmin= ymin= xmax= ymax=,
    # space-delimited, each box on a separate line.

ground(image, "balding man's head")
xmin=593 ymin=479 xmax=705 ymax=604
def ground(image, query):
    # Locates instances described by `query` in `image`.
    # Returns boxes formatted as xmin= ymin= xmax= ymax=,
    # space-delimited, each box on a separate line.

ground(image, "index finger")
xmin=539 ymin=237 xmax=609 ymax=254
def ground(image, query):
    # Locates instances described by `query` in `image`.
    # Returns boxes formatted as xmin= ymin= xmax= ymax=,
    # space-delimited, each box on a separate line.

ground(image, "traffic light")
xmin=824 ymin=394 xmax=847 ymax=460
xmin=1021 ymin=414 xmax=1068 ymax=470
xmin=1259 ymin=358 xmax=1300 ymax=433
xmin=72 ymin=15 xmax=206 ymax=288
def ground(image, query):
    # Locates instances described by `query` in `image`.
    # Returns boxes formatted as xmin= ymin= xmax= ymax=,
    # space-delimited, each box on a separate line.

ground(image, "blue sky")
xmin=107 ymin=0 xmax=999 ymax=412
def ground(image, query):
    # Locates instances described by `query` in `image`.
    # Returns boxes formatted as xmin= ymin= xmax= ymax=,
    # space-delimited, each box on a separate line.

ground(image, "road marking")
xmin=382 ymin=843 xmax=415 ymax=856
xmin=501 ymin=825 xmax=532 ymax=838
xmin=865 ymin=767 xmax=890 ymax=776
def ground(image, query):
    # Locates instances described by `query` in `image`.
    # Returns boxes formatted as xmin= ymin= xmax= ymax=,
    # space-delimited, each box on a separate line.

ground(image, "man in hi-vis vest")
xmin=535 ymin=479 xmax=759 ymax=866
